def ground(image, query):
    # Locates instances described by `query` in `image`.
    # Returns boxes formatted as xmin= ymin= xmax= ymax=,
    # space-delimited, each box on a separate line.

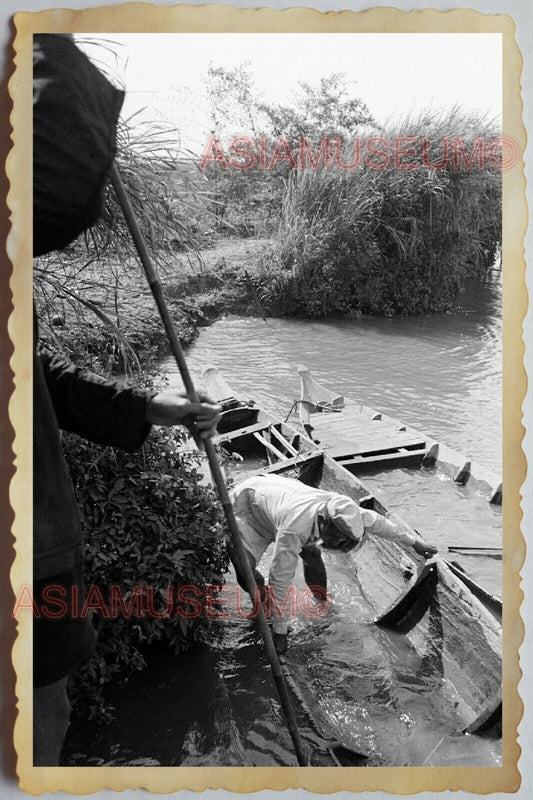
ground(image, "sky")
xmin=78 ymin=33 xmax=502 ymax=156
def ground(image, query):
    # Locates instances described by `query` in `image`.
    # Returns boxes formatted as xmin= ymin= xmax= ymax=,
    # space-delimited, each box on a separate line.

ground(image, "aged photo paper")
xmin=6 ymin=3 xmax=526 ymax=795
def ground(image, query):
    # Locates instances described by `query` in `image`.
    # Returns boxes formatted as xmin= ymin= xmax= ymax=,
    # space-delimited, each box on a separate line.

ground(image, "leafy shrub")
xmin=64 ymin=427 xmax=229 ymax=719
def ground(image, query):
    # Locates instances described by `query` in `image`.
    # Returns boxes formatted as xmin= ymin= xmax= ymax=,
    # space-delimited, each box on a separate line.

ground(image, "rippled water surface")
xmin=162 ymin=277 xmax=502 ymax=594
xmin=164 ymin=279 xmax=502 ymax=472
xmin=66 ymin=280 xmax=502 ymax=768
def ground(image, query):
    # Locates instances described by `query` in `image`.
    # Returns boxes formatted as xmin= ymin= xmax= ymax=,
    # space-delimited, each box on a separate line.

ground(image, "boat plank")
xmin=252 ymin=450 xmax=323 ymax=475
xmin=298 ymin=367 xmax=501 ymax=498
xmin=310 ymin=418 xmax=388 ymax=433
xmin=310 ymin=417 xmax=427 ymax=443
xmin=325 ymin=434 xmax=427 ymax=459
xmin=215 ymin=419 xmax=287 ymax=443
xmin=312 ymin=412 xmax=415 ymax=429
xmin=309 ymin=410 xmax=374 ymax=426
xmin=338 ymin=449 xmax=427 ymax=470
xmin=311 ymin=420 xmax=425 ymax=439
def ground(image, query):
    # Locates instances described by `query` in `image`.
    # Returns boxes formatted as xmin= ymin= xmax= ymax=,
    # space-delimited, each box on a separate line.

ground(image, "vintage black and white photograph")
xmin=29 ymin=25 xmax=508 ymax=774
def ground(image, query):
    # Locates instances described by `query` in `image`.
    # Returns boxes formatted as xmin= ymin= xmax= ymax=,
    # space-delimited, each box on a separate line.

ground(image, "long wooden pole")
xmin=110 ymin=164 xmax=307 ymax=767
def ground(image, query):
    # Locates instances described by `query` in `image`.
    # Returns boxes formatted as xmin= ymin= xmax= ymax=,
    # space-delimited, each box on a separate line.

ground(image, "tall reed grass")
xmin=258 ymin=109 xmax=502 ymax=316
xmin=34 ymin=118 xmax=216 ymax=374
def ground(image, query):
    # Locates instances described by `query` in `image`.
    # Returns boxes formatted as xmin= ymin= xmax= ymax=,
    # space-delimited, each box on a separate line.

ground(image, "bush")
xmin=64 ymin=427 xmax=229 ymax=720
xmin=258 ymin=109 xmax=502 ymax=317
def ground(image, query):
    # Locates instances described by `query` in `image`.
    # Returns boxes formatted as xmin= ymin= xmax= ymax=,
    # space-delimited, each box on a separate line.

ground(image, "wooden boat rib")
xmin=205 ymin=367 xmax=502 ymax=752
xmin=297 ymin=365 xmax=502 ymax=504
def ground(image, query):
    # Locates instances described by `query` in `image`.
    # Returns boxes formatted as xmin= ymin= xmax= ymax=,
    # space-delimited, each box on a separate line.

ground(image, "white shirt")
xmin=230 ymin=474 xmax=416 ymax=633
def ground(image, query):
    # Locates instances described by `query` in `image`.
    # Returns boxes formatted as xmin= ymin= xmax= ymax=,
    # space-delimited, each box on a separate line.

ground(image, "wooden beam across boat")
xmin=296 ymin=365 xmax=502 ymax=504
xmin=337 ymin=447 xmax=428 ymax=471
xmin=213 ymin=418 xmax=297 ymax=457
xmin=251 ymin=449 xmax=323 ymax=475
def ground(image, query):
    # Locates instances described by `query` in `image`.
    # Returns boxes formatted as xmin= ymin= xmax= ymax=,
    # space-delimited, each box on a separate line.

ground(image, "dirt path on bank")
xmin=35 ymin=236 xmax=272 ymax=372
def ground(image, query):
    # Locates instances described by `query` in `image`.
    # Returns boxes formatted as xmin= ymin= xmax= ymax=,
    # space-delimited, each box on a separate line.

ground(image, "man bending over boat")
xmin=230 ymin=474 xmax=437 ymax=654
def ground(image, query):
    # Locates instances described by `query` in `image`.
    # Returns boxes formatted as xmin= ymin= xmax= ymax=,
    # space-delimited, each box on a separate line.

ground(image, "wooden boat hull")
xmin=206 ymin=366 xmax=502 ymax=761
xmin=297 ymin=365 xmax=502 ymax=504
xmin=214 ymin=418 xmax=307 ymax=459
xmin=265 ymin=451 xmax=502 ymax=740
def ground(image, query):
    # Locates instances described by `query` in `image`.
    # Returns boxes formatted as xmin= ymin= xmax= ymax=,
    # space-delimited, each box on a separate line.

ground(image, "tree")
xmin=205 ymin=62 xmax=268 ymax=140
xmin=201 ymin=65 xmax=377 ymax=232
xmin=260 ymin=73 xmax=376 ymax=145
xmin=203 ymin=63 xmax=274 ymax=233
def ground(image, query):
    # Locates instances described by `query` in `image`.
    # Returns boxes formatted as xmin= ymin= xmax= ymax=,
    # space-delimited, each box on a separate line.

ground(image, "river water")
xmin=163 ymin=276 xmax=502 ymax=593
xmin=66 ymin=278 xmax=502 ymax=769
xmin=165 ymin=278 xmax=502 ymax=472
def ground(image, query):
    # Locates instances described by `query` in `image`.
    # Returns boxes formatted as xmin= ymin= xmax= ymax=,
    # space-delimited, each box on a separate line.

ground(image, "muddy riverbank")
xmin=35 ymin=236 xmax=270 ymax=374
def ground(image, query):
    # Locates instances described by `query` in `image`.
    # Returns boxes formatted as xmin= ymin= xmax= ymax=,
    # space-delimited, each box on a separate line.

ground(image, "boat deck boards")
xmin=306 ymin=403 xmax=427 ymax=464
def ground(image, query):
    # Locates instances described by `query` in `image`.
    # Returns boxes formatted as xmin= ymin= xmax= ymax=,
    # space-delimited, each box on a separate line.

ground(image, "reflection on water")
xmin=66 ymin=281 xmax=502 ymax=768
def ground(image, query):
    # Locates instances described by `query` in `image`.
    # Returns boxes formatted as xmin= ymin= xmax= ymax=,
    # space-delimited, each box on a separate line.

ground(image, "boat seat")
xmin=325 ymin=432 xmax=427 ymax=460
xmin=338 ymin=447 xmax=428 ymax=472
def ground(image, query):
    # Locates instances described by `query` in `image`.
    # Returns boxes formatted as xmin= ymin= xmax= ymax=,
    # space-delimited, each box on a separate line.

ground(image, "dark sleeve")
xmin=40 ymin=350 xmax=153 ymax=452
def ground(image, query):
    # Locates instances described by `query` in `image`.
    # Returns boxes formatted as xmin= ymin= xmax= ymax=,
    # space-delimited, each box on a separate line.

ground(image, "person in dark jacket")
xmin=33 ymin=339 xmax=221 ymax=766
xmin=31 ymin=33 xmax=222 ymax=766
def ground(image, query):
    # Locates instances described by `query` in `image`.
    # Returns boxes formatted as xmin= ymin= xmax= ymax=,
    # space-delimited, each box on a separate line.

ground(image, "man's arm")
xmin=267 ymin=530 xmax=304 ymax=637
xmin=300 ymin=543 xmax=327 ymax=599
xmin=40 ymin=350 xmax=151 ymax=451
xmin=40 ymin=350 xmax=221 ymax=451
xmin=361 ymin=508 xmax=438 ymax=558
